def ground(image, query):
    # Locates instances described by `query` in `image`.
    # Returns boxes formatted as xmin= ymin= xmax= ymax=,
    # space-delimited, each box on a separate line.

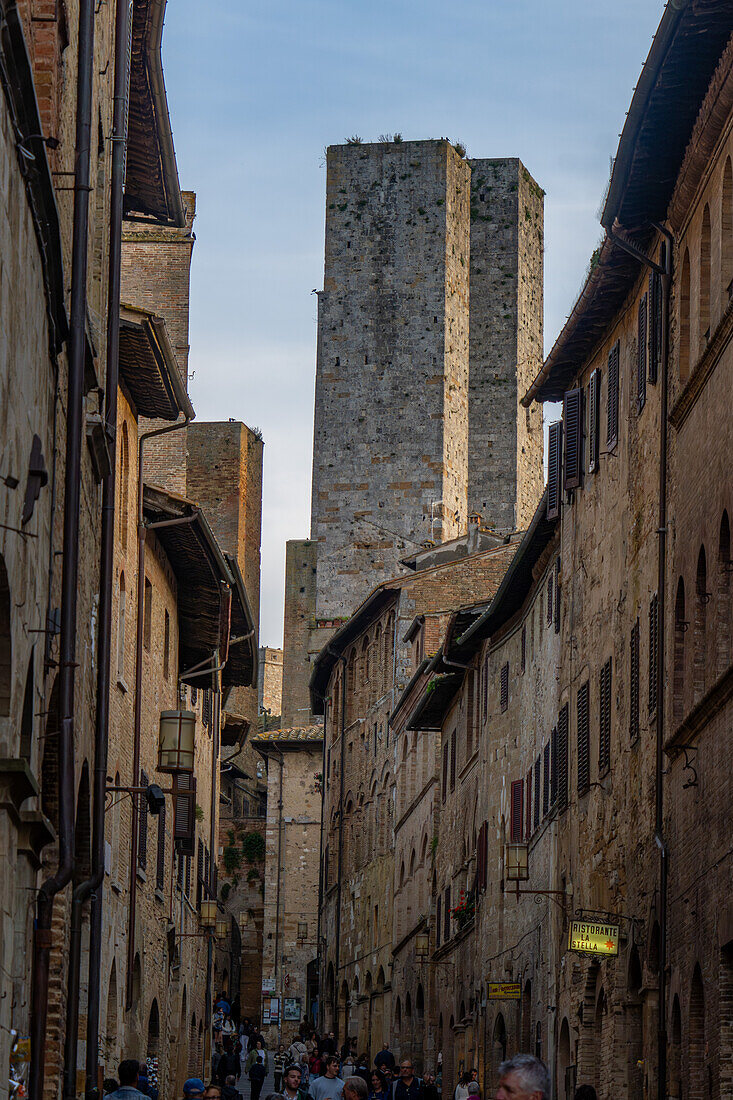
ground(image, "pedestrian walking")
xmin=355 ymin=1054 xmax=370 ymax=1085
xmin=245 ymin=1039 xmax=270 ymax=1100
xmin=281 ymin=1064 xmax=310 ymax=1100
xmin=494 ymin=1055 xmax=549 ymax=1100
xmin=274 ymin=1044 xmax=288 ymax=1091
xmin=374 ymin=1047 xmax=395 ymax=1075
xmin=467 ymin=1084 xmax=480 ymax=1100
xmin=423 ymin=1074 xmax=439 ymax=1100
xmin=105 ymin=1061 xmax=149 ymax=1100
xmin=343 ymin=1078 xmax=368 ymax=1100
xmin=369 ymin=1069 xmax=389 ymax=1100
xmin=454 ymin=1071 xmax=471 ymax=1100
xmin=182 ymin=1079 xmax=206 ymax=1100
xmin=392 ymin=1060 xmax=423 ymax=1100
xmin=310 ymin=1055 xmax=344 ymax=1100
xmin=222 ymin=1076 xmax=240 ymax=1100
xmin=216 ymin=1038 xmax=241 ymax=1087
xmin=288 ymin=1036 xmax=309 ymax=1068
xmin=573 ymin=1089 xmax=597 ymax=1100
xmin=204 ymin=1087 xmax=222 ymax=1100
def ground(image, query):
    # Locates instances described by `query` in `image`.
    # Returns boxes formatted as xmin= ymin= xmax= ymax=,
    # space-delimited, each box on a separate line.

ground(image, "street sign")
xmin=261 ymin=978 xmax=276 ymax=993
xmin=488 ymin=983 xmax=521 ymax=999
xmin=568 ymin=921 xmax=619 ymax=956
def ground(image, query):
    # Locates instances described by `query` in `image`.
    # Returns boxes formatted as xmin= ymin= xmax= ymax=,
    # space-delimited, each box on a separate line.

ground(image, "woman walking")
xmin=245 ymin=1039 xmax=269 ymax=1100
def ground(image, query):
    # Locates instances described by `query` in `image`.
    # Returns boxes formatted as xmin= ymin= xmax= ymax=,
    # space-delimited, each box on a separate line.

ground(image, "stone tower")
xmin=282 ymin=139 xmax=544 ymax=722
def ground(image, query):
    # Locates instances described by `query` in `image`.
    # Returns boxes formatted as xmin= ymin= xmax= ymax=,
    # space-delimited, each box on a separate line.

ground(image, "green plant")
xmin=346 ymin=135 xmax=363 ymax=145
xmin=393 ymin=133 xmax=403 ymax=143
xmin=430 ymin=835 xmax=439 ymax=861
xmin=451 ymin=889 xmax=475 ymax=929
xmin=223 ymin=845 xmax=242 ymax=876
xmin=220 ymin=882 xmax=231 ymax=902
xmin=194 ymin=804 xmax=204 ymax=823
xmin=247 ymin=868 xmax=260 ymax=884
xmin=241 ymin=831 xmax=265 ymax=863
xmin=251 ymin=426 xmax=264 ymax=441
xmin=453 ymin=141 xmax=466 ymax=158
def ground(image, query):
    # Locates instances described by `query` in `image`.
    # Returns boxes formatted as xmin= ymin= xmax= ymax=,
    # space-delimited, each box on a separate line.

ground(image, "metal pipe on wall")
xmin=30 ymin=1 xmax=96 ymax=1097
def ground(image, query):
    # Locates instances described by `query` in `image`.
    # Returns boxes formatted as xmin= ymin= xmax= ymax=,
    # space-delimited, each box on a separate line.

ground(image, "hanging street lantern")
xmin=505 ymin=843 xmax=529 ymax=881
xmin=159 ymin=710 xmax=196 ymax=773
xmin=200 ymin=900 xmax=218 ymax=927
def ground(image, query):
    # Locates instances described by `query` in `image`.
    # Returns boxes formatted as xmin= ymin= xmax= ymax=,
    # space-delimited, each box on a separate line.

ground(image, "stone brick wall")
xmin=258 ymin=647 xmax=283 ymax=721
xmin=281 ymin=540 xmax=317 ymax=728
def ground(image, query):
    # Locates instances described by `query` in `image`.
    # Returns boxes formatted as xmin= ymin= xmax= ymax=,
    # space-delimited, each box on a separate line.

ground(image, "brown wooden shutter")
xmin=558 ymin=705 xmax=569 ymax=811
xmin=156 ymin=803 xmax=166 ymax=891
xmin=525 ymin=769 xmax=532 ymax=839
xmin=607 ymin=341 xmax=620 ymax=447
xmin=577 ymin=682 xmax=590 ymax=795
xmin=547 ymin=573 xmax=553 ymax=625
xmin=442 ymin=740 xmax=449 ymax=803
xmin=534 ymin=757 xmax=541 ymax=829
xmin=174 ymin=772 xmax=196 ymax=856
xmin=444 ymin=886 xmax=451 ymax=941
xmin=555 ymin=559 xmax=561 ymax=634
xmin=637 ymin=294 xmax=648 ymax=412
xmin=500 ymin=662 xmax=509 ymax=712
xmin=648 ymin=593 xmax=659 ymax=714
xmin=450 ymin=728 xmax=457 ymax=791
xmin=480 ymin=821 xmax=488 ymax=891
xmin=543 ymin=742 xmax=550 ymax=816
xmin=588 ymin=368 xmax=601 ymax=473
xmin=551 ymin=726 xmax=558 ymax=805
xmin=630 ymin=618 xmax=640 ymax=741
xmin=482 ymin=654 xmax=489 ymax=720
xmin=563 ymin=387 xmax=583 ymax=490
xmin=138 ymin=769 xmax=148 ymax=870
xmin=649 ymin=270 xmax=661 ymax=385
xmin=436 ymin=894 xmax=442 ymax=947
xmin=599 ymin=657 xmax=612 ymax=774
xmin=521 ymin=626 xmax=526 ymax=673
xmin=196 ymin=838 xmax=204 ymax=908
xmin=510 ymin=779 xmax=524 ymax=841
xmin=177 ymin=849 xmax=184 ymax=889
xmin=547 ymin=421 xmax=563 ymax=520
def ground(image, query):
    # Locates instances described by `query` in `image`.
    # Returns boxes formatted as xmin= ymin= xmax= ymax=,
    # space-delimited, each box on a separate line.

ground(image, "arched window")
xmin=119 ymin=422 xmax=129 ymax=548
xmin=669 ymin=995 xmax=682 ymax=1100
xmin=673 ymin=579 xmax=686 ymax=722
xmin=680 ymin=248 xmax=691 ymax=382
xmin=689 ymin=966 xmax=705 ymax=1100
xmin=722 ymin=158 xmax=733 ymax=298
xmin=117 ymin=573 xmax=126 ymax=680
xmin=700 ymin=204 xmax=712 ymax=346
xmin=105 ymin=961 xmax=118 ymax=1062
xmin=694 ymin=547 xmax=708 ymax=701
xmin=19 ymin=650 xmax=35 ymax=761
xmin=717 ymin=511 xmax=731 ymax=676
xmin=147 ymin=999 xmax=160 ymax=1062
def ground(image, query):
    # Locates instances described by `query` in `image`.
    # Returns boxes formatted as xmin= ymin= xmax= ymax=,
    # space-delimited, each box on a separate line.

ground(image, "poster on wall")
xmin=269 ymin=997 xmax=280 ymax=1023
xmin=284 ymin=997 xmax=301 ymax=1021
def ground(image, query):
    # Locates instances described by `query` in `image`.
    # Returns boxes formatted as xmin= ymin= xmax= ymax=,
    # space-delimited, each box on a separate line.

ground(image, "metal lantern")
xmin=215 ymin=919 xmax=228 ymax=940
xmin=505 ymin=843 xmax=529 ymax=881
xmin=200 ymin=900 xmax=218 ymax=927
xmin=415 ymin=931 xmax=430 ymax=959
xmin=158 ymin=710 xmax=196 ymax=773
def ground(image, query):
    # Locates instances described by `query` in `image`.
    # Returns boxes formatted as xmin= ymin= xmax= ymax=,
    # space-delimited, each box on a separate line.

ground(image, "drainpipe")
xmin=654 ymin=224 xmax=673 ymax=1100
xmin=30 ymin=2 xmax=96 ymax=1098
xmin=125 ymin=416 xmax=190 ymax=1008
xmin=610 ymin=221 xmax=672 ymax=1100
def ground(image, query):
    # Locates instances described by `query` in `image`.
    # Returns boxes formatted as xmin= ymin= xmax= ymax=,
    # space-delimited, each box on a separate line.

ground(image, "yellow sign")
xmin=568 ymin=921 xmax=620 ymax=956
xmin=488 ymin=982 xmax=522 ymax=999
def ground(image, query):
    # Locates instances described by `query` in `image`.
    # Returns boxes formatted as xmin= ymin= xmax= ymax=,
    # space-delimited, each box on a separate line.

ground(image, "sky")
xmin=162 ymin=0 xmax=665 ymax=648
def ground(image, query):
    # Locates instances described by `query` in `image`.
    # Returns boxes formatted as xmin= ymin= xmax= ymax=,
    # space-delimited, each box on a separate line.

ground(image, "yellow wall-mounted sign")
xmin=488 ymin=982 xmax=522 ymax=999
xmin=568 ymin=921 xmax=620 ymax=956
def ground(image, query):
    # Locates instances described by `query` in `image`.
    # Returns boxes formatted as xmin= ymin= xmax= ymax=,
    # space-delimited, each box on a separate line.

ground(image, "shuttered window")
xmin=444 ymin=886 xmax=451 ymax=941
xmin=555 ymin=559 xmax=561 ymax=634
xmin=547 ymin=421 xmax=563 ymax=520
xmin=563 ymin=387 xmax=583 ymax=490
xmin=500 ymin=662 xmax=509 ymax=712
xmin=543 ymin=742 xmax=550 ymax=816
xmin=177 ymin=849 xmax=184 ymax=889
xmin=521 ymin=626 xmax=526 ymax=673
xmin=510 ymin=779 xmax=524 ymax=841
xmin=138 ymin=769 xmax=148 ymax=870
xmin=525 ymin=769 xmax=532 ymax=839
xmin=547 ymin=573 xmax=554 ymax=625
xmin=630 ymin=618 xmax=640 ymax=741
xmin=436 ymin=894 xmax=442 ymax=947
xmin=482 ymin=655 xmax=489 ymax=720
xmin=577 ymin=682 xmax=590 ymax=795
xmin=450 ymin=728 xmax=457 ymax=791
xmin=607 ymin=341 xmax=620 ymax=448
xmin=588 ymin=368 xmax=601 ymax=473
xmin=156 ymin=803 xmax=166 ymax=892
xmin=557 ymin=705 xmax=569 ymax=811
xmin=173 ymin=772 xmax=196 ymax=856
xmin=204 ymin=844 xmax=211 ymax=899
xmin=637 ymin=293 xmax=648 ymax=412
xmin=599 ymin=658 xmax=612 ymax=774
xmin=649 ymin=269 xmax=662 ymax=385
xmin=185 ymin=853 xmax=191 ymax=897
xmin=648 ymin=593 xmax=659 ymax=715
xmin=534 ymin=757 xmax=541 ymax=829
xmin=551 ymin=726 xmax=558 ymax=805
xmin=477 ymin=821 xmax=488 ymax=893
xmin=442 ymin=740 xmax=449 ymax=803
xmin=196 ymin=838 xmax=204 ymax=909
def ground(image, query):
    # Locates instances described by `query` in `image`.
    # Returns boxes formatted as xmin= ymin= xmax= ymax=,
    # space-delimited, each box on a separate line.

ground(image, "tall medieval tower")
xmin=281 ymin=140 xmax=543 ymax=726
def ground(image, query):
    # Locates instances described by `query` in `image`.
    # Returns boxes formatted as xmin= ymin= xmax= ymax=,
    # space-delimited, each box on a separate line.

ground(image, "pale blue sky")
xmin=163 ymin=0 xmax=665 ymax=647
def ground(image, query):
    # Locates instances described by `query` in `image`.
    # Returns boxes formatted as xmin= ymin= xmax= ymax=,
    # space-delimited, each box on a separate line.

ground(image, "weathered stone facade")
xmin=258 ymin=647 xmax=283 ymax=726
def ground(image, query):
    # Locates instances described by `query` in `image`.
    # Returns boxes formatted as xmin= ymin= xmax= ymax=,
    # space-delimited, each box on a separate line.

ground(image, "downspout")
xmin=204 ymin=675 xmax=221 ymax=1079
xmin=610 ymin=221 xmax=672 ymax=1100
xmin=654 ymin=224 xmax=673 ymax=1100
xmin=125 ymin=416 xmax=190 ymax=1008
xmin=30 ymin=2 xmax=95 ymax=1098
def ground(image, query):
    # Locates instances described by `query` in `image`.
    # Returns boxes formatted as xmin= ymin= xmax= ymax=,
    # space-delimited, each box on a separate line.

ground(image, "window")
xmin=550 ymin=726 xmax=558 ymax=805
xmin=547 ymin=573 xmax=553 ymax=625
xmin=649 ymin=267 xmax=662 ymax=385
xmin=436 ymin=894 xmax=442 ymax=948
xmin=444 ymin=886 xmax=450 ymax=942
xmin=588 ymin=368 xmax=601 ymax=472
xmin=577 ymin=682 xmax=590 ymax=796
xmin=599 ymin=658 xmax=612 ymax=774
xmin=555 ymin=559 xmax=561 ymax=633
xmin=700 ymin=204 xmax=711 ymax=343
xmin=163 ymin=609 xmax=170 ymax=680
xmin=117 ymin=574 xmax=126 ymax=680
xmin=477 ymin=821 xmax=488 ymax=892
xmin=156 ymin=803 xmax=166 ymax=892
xmin=482 ymin=653 xmax=489 ymax=720
xmin=521 ymin=626 xmax=526 ymax=673
xmin=557 ymin=705 xmax=569 ymax=812
xmin=543 ymin=743 xmax=550 ymax=816
xmin=673 ymin=579 xmax=686 ymax=721
xmin=679 ymin=249 xmax=691 ymax=382
xmin=138 ymin=769 xmax=148 ymax=870
xmin=143 ymin=578 xmax=152 ymax=651
xmin=450 ymin=728 xmax=457 ymax=791
xmin=500 ymin=663 xmax=509 ymax=712
xmin=648 ymin=594 xmax=659 ymax=715
xmin=525 ymin=769 xmax=532 ymax=839
xmin=119 ymin=422 xmax=129 ymax=546
xmin=546 ymin=421 xmax=562 ymax=520
xmin=533 ymin=757 xmax=541 ymax=829
xmin=694 ymin=546 xmax=708 ymax=701
xmin=607 ymin=341 xmax=620 ymax=447
xmin=723 ymin=159 xmax=733 ymax=299
xmin=637 ymin=293 xmax=648 ymax=413
xmin=563 ymin=388 xmax=583 ymax=490
xmin=196 ymin=838 xmax=204 ymax=909
xmin=630 ymin=618 xmax=640 ymax=741
xmin=510 ymin=779 xmax=524 ymax=841
xmin=442 ymin=740 xmax=449 ymax=803
xmin=185 ymin=853 xmax=191 ymax=897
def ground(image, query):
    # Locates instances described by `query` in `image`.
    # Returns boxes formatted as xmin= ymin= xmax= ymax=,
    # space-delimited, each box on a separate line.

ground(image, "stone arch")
xmin=557 ymin=1017 xmax=572 ymax=1100
xmin=700 ymin=203 xmax=712 ymax=342
xmin=132 ymin=953 xmax=142 ymax=1008
xmin=117 ymin=571 xmax=126 ymax=679
xmin=147 ymin=998 xmax=160 ymax=1064
xmin=717 ymin=510 xmax=731 ymax=676
xmin=679 ymin=248 xmax=691 ymax=382
xmin=669 ymin=994 xmax=682 ymax=1100
xmin=492 ymin=1013 xmax=507 ymax=1077
xmin=673 ymin=578 xmax=686 ymax=721
xmin=688 ymin=965 xmax=705 ymax=1100
xmin=694 ymin=546 xmax=708 ymax=701
xmin=105 ymin=960 xmax=118 ymax=1065
xmin=0 ymin=554 xmax=10 ymax=722
xmin=19 ymin=648 xmax=35 ymax=761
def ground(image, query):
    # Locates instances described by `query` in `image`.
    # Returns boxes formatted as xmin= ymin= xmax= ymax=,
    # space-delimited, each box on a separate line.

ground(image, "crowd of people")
xmin=100 ymin=1012 xmax=601 ymax=1100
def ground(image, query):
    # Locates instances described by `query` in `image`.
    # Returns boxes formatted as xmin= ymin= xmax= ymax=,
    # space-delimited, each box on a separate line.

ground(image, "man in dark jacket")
xmin=215 ymin=1040 xmax=240 ymax=1086
xmin=375 ymin=1048 xmax=395 ymax=1075
xmin=392 ymin=1061 xmax=423 ymax=1100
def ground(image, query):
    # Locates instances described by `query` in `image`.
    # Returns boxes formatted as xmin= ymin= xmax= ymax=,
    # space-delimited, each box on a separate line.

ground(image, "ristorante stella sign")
xmin=568 ymin=921 xmax=620 ymax=956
